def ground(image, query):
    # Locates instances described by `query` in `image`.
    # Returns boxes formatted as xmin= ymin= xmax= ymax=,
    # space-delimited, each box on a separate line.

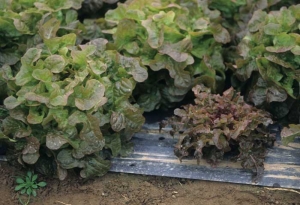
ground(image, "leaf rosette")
xmin=161 ymin=84 xmax=275 ymax=176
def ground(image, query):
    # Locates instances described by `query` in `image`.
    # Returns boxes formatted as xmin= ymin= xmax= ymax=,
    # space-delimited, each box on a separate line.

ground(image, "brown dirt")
xmin=1 ymin=162 xmax=299 ymax=205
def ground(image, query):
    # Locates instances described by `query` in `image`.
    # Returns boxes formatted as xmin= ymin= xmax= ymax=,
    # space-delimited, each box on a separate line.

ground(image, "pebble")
xmin=172 ymin=195 xmax=176 ymax=199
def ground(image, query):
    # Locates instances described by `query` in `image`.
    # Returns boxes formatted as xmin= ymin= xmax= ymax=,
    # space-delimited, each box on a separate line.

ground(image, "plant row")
xmin=0 ymin=0 xmax=299 ymax=179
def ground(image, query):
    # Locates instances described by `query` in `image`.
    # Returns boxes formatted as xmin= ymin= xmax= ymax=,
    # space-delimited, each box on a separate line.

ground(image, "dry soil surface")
xmin=1 ymin=162 xmax=299 ymax=205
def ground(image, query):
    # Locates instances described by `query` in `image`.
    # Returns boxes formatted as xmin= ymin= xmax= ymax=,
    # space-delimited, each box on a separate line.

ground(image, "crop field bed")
xmin=110 ymin=112 xmax=300 ymax=190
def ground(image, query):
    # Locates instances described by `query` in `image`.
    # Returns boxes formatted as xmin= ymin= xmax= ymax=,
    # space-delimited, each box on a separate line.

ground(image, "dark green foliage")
xmin=160 ymin=84 xmax=275 ymax=176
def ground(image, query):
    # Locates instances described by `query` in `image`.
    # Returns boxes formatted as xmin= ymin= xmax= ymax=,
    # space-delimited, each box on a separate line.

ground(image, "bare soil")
xmin=1 ymin=162 xmax=299 ymax=205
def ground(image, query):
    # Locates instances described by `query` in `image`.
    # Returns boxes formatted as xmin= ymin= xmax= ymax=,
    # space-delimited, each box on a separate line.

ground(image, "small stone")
xmin=172 ymin=191 xmax=178 ymax=194
xmin=172 ymin=195 xmax=176 ymax=199
xmin=275 ymin=201 xmax=279 ymax=204
xmin=102 ymin=192 xmax=108 ymax=197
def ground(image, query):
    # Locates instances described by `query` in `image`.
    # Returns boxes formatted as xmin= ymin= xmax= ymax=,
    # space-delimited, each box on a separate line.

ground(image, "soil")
xmin=1 ymin=162 xmax=299 ymax=205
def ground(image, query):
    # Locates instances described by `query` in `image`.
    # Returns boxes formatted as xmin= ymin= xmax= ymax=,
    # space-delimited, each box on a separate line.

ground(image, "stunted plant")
xmin=160 ymin=84 xmax=275 ymax=178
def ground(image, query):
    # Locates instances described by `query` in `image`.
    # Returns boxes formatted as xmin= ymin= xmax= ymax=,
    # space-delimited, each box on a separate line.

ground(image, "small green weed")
xmin=15 ymin=171 xmax=47 ymax=205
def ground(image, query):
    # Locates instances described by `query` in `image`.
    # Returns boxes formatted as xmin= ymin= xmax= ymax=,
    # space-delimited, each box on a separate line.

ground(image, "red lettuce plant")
xmin=161 ymin=84 xmax=275 ymax=178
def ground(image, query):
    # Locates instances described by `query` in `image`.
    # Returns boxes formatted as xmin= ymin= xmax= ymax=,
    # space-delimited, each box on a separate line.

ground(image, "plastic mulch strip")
xmin=110 ymin=112 xmax=300 ymax=190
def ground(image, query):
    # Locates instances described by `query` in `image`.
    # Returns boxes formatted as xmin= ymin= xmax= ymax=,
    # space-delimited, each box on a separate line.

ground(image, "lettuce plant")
xmin=160 ymin=84 xmax=275 ymax=176
xmin=0 ymin=16 xmax=147 ymax=178
xmin=104 ymin=0 xmax=231 ymax=111
xmin=209 ymin=0 xmax=298 ymax=42
xmin=0 ymin=0 xmax=106 ymax=70
xmin=232 ymin=4 xmax=300 ymax=122
xmin=0 ymin=0 xmax=83 ymax=65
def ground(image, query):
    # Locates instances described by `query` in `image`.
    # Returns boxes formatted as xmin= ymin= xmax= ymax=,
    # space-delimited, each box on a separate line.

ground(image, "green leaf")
xmin=276 ymin=7 xmax=295 ymax=27
xmin=247 ymin=10 xmax=267 ymax=32
xmin=44 ymin=33 xmax=76 ymax=53
xmin=266 ymin=33 xmax=296 ymax=53
xmin=32 ymin=69 xmax=53 ymax=82
xmin=113 ymin=19 xmax=138 ymax=50
xmin=210 ymin=24 xmax=231 ymax=44
xmin=4 ymin=96 xmax=22 ymax=109
xmin=27 ymin=106 xmax=45 ymax=124
xmin=281 ymin=124 xmax=300 ymax=146
xmin=137 ymin=89 xmax=161 ymax=112
xmin=119 ymin=142 xmax=134 ymax=157
xmin=80 ymin=156 xmax=111 ymax=178
xmin=15 ymin=184 xmax=26 ymax=191
xmin=88 ymin=59 xmax=107 ymax=75
xmin=25 ymin=92 xmax=49 ymax=104
xmin=46 ymin=131 xmax=68 ymax=150
xmin=264 ymin=23 xmax=282 ymax=35
xmin=21 ymin=48 xmax=42 ymax=66
xmin=27 ymin=171 xmax=32 ymax=179
xmin=2 ymin=117 xmax=29 ymax=138
xmin=158 ymin=37 xmax=192 ymax=62
xmin=141 ymin=18 xmax=164 ymax=49
xmin=291 ymin=45 xmax=300 ymax=55
xmin=71 ymin=50 xmax=87 ymax=67
xmin=44 ymin=55 xmax=65 ymax=73
xmin=32 ymin=189 xmax=37 ymax=197
xmin=26 ymin=187 xmax=32 ymax=196
xmin=118 ymin=54 xmax=148 ymax=82
xmin=20 ymin=188 xmax=26 ymax=195
xmin=0 ymin=52 xmax=20 ymax=66
xmin=110 ymin=112 xmax=126 ymax=132
xmin=32 ymin=174 xmax=38 ymax=182
xmin=57 ymin=149 xmax=84 ymax=169
xmin=16 ymin=178 xmax=25 ymax=184
xmin=74 ymin=79 xmax=107 ymax=111
xmin=22 ymin=152 xmax=40 ymax=164
xmin=65 ymin=10 xmax=78 ymax=24
xmin=105 ymin=134 xmax=121 ymax=157
xmin=15 ymin=66 xmax=34 ymax=86
xmin=37 ymin=181 xmax=47 ymax=187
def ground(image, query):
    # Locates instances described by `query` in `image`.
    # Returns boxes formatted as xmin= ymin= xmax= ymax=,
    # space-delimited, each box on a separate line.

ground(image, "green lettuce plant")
xmin=232 ymin=4 xmax=300 ymax=122
xmin=0 ymin=0 xmax=84 ymax=65
xmin=208 ymin=0 xmax=298 ymax=42
xmin=104 ymin=0 xmax=231 ymax=111
xmin=160 ymin=84 xmax=275 ymax=177
xmin=1 ymin=15 xmax=147 ymax=178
